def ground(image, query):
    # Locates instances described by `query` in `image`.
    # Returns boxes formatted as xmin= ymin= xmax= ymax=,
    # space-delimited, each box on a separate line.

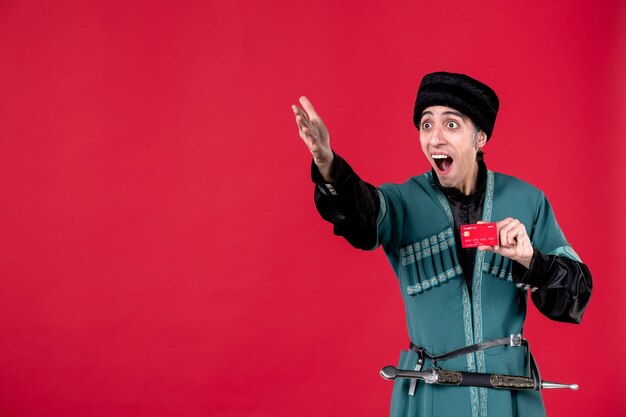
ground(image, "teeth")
xmin=432 ymin=155 xmax=449 ymax=159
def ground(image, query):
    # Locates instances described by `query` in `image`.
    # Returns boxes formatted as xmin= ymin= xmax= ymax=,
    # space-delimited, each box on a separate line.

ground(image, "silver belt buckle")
xmin=510 ymin=333 xmax=522 ymax=346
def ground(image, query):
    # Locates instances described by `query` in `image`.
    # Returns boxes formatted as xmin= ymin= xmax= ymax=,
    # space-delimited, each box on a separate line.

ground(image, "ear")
xmin=476 ymin=131 xmax=487 ymax=150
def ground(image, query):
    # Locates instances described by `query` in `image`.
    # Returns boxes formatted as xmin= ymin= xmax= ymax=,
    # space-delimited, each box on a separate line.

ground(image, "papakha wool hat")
xmin=413 ymin=72 xmax=499 ymax=140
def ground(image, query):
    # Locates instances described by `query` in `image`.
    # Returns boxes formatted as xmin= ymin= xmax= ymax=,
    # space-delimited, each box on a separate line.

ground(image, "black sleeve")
xmin=512 ymin=247 xmax=593 ymax=324
xmin=311 ymin=152 xmax=380 ymax=250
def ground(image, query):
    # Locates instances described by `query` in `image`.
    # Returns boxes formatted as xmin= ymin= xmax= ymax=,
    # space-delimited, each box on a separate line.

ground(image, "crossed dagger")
xmin=380 ymin=366 xmax=578 ymax=391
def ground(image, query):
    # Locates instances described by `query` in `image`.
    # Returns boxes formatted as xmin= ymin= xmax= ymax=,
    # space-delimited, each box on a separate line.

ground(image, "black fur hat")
xmin=413 ymin=72 xmax=499 ymax=140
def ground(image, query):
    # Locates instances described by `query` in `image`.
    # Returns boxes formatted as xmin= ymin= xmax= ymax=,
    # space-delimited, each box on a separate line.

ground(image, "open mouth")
xmin=432 ymin=154 xmax=453 ymax=172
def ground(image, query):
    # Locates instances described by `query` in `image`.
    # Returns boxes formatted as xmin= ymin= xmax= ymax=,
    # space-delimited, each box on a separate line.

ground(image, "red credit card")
xmin=460 ymin=223 xmax=498 ymax=248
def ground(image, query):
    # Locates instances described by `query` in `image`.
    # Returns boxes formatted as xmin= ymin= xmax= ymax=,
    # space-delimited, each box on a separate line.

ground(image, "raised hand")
xmin=478 ymin=218 xmax=534 ymax=269
xmin=292 ymin=96 xmax=334 ymax=180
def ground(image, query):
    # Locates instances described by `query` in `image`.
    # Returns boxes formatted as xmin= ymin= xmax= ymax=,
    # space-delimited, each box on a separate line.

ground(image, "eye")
xmin=421 ymin=122 xmax=432 ymax=130
xmin=447 ymin=121 xmax=459 ymax=129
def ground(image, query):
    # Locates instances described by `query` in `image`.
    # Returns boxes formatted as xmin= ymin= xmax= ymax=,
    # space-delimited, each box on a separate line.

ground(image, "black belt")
xmin=408 ymin=334 xmax=541 ymax=392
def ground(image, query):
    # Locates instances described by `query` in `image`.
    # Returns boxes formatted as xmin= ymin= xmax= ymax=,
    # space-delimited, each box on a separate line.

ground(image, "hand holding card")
xmin=472 ymin=218 xmax=534 ymax=269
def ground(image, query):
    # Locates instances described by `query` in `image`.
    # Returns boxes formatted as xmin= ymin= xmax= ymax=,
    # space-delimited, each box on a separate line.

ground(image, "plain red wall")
xmin=1 ymin=1 xmax=625 ymax=416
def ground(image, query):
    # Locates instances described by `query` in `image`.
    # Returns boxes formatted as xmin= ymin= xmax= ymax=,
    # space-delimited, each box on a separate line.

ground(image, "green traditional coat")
xmin=375 ymin=170 xmax=580 ymax=417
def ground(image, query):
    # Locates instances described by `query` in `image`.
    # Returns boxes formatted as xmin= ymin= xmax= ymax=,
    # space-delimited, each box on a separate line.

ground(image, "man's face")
xmin=419 ymin=105 xmax=486 ymax=194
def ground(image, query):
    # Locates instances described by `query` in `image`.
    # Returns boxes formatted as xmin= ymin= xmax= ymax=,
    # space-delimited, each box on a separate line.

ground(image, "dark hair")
xmin=476 ymin=149 xmax=485 ymax=161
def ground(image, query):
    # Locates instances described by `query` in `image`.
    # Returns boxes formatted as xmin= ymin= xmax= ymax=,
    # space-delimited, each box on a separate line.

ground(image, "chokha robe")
xmin=375 ymin=170 xmax=581 ymax=417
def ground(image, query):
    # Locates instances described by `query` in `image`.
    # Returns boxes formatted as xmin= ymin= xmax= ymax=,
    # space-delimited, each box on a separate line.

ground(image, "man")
xmin=291 ymin=72 xmax=592 ymax=417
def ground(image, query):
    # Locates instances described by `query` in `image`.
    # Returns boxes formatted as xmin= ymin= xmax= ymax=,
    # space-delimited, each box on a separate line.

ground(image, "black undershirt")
xmin=431 ymin=161 xmax=487 ymax=299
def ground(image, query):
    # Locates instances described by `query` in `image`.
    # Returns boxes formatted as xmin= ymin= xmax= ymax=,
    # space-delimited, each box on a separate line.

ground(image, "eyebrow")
xmin=420 ymin=110 xmax=466 ymax=120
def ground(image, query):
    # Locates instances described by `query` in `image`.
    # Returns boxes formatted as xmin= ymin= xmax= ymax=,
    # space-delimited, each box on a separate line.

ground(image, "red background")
xmin=1 ymin=1 xmax=625 ymax=416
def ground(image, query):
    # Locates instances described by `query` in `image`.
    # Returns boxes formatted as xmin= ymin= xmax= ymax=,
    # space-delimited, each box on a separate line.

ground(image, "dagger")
xmin=380 ymin=366 xmax=578 ymax=391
